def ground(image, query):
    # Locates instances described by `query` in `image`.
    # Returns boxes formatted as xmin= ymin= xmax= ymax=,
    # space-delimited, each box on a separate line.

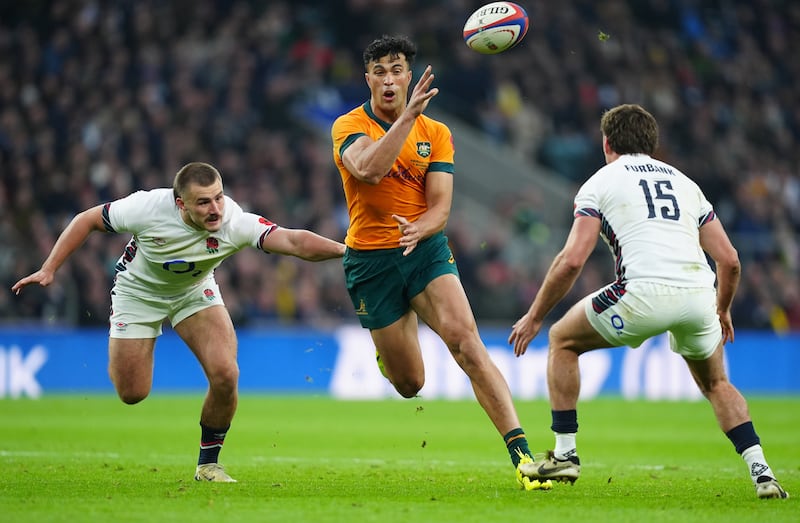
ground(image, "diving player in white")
xmin=509 ymin=104 xmax=788 ymax=499
xmin=12 ymin=162 xmax=346 ymax=483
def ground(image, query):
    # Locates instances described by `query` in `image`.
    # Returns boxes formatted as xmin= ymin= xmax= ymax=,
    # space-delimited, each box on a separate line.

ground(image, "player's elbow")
xmin=349 ymin=158 xmax=386 ymax=184
xmin=716 ymin=248 xmax=741 ymax=276
xmin=714 ymin=249 xmax=742 ymax=277
xmin=559 ymin=252 xmax=586 ymax=275
xmin=356 ymin=169 xmax=384 ymax=185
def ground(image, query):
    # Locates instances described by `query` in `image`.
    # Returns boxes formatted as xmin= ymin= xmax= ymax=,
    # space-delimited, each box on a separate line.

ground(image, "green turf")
xmin=1 ymin=396 xmax=796 ymax=522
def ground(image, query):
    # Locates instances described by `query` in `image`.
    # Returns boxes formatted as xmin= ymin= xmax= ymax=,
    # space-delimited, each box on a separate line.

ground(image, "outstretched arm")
xmin=341 ymin=65 xmax=438 ymax=185
xmin=12 ymin=205 xmax=107 ymax=294
xmin=261 ymin=228 xmax=346 ymax=261
xmin=508 ymin=216 xmax=600 ymax=356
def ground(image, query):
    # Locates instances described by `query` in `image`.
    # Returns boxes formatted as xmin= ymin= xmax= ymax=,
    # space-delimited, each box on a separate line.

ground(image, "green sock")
xmin=504 ymin=428 xmax=531 ymax=467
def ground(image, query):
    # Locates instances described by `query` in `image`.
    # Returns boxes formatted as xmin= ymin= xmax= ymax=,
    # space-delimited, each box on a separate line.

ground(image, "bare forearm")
xmin=411 ymin=206 xmax=449 ymax=240
xmin=527 ymin=251 xmax=583 ymax=322
xmin=12 ymin=207 xmax=104 ymax=294
xmin=289 ymin=230 xmax=346 ymax=261
xmin=352 ymin=113 xmax=415 ymax=184
xmin=41 ymin=210 xmax=102 ymax=273
xmin=715 ymin=262 xmax=740 ymax=313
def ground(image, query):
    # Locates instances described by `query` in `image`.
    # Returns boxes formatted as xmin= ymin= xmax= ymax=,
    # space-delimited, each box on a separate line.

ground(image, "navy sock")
xmin=504 ymin=428 xmax=531 ymax=467
xmin=725 ymin=421 xmax=760 ymax=454
xmin=551 ymin=409 xmax=578 ymax=434
xmin=198 ymin=423 xmax=230 ymax=465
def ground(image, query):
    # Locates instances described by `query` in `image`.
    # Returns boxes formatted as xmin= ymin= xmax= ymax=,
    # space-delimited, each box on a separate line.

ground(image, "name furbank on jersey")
xmin=2 ymin=326 xmax=797 ymax=398
xmin=623 ymin=162 xmax=676 ymax=176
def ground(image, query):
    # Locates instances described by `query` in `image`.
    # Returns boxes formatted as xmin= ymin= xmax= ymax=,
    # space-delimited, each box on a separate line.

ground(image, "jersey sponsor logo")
xmin=203 ymin=288 xmax=216 ymax=301
xmin=448 ymin=253 xmax=455 ymax=264
xmin=355 ymin=298 xmax=368 ymax=316
xmin=416 ymin=142 xmax=431 ymax=158
xmin=385 ymin=167 xmax=424 ymax=181
xmin=206 ymin=237 xmax=219 ymax=254
xmin=113 ymin=322 xmax=128 ymax=331
xmin=162 ymin=260 xmax=201 ymax=276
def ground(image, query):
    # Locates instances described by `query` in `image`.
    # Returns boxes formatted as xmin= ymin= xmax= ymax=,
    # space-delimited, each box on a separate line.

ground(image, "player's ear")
xmin=175 ymin=197 xmax=185 ymax=210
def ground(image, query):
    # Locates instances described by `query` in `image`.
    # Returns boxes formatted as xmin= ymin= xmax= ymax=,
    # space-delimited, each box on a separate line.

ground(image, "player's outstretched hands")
xmin=11 ymin=270 xmax=54 ymax=295
xmin=508 ymin=312 xmax=543 ymax=357
xmin=393 ymin=214 xmax=420 ymax=256
xmin=406 ymin=65 xmax=438 ymax=118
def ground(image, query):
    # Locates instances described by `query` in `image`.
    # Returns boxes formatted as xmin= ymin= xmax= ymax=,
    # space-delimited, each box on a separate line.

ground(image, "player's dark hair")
xmin=363 ymin=34 xmax=416 ymax=69
xmin=173 ymin=162 xmax=222 ymax=200
xmin=600 ymin=104 xmax=659 ymax=155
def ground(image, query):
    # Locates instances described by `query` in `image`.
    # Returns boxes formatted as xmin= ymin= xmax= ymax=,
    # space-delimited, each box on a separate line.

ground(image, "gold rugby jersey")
xmin=332 ymin=102 xmax=455 ymax=250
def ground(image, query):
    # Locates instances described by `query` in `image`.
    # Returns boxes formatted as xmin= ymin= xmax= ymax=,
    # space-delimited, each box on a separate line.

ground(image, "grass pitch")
xmin=1 ymin=395 xmax=796 ymax=522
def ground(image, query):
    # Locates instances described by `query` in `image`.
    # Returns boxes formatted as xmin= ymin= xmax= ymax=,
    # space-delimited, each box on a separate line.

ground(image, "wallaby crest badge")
xmin=416 ymin=142 xmax=431 ymax=158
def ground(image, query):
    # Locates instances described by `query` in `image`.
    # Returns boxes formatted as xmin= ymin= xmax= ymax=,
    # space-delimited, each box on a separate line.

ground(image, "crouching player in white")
xmin=12 ymin=162 xmax=346 ymax=483
xmin=509 ymin=104 xmax=788 ymax=499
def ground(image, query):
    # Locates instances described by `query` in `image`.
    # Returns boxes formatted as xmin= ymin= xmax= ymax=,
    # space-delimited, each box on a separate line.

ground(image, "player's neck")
xmin=370 ymin=100 xmax=405 ymax=124
xmin=604 ymin=151 xmax=621 ymax=164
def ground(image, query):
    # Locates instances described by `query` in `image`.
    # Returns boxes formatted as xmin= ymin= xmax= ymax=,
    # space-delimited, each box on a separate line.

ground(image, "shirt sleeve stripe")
xmin=101 ymin=203 xmax=116 ymax=232
xmin=428 ymin=161 xmax=454 ymax=174
xmin=575 ymin=207 xmax=601 ymax=218
xmin=699 ymin=210 xmax=716 ymax=226
xmin=338 ymin=133 xmax=367 ymax=159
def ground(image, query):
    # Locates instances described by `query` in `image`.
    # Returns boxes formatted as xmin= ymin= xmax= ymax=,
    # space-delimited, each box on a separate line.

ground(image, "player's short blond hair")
xmin=173 ymin=162 xmax=221 ymax=200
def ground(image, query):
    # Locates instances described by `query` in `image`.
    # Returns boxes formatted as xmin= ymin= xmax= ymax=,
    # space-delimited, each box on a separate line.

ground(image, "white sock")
xmin=554 ymin=432 xmax=577 ymax=460
xmin=741 ymin=444 xmax=775 ymax=483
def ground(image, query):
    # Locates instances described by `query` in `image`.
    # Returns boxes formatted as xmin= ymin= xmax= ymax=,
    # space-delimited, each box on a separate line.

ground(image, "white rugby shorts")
xmin=583 ymin=281 xmax=722 ymax=360
xmin=109 ymin=279 xmax=225 ymax=338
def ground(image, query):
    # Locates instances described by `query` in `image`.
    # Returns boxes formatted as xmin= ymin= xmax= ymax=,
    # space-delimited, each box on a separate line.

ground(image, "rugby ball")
xmin=463 ymin=2 xmax=529 ymax=55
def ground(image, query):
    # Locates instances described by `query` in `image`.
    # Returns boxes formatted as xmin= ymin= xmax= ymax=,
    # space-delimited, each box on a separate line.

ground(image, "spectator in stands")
xmin=1 ymin=0 xmax=797 ymax=332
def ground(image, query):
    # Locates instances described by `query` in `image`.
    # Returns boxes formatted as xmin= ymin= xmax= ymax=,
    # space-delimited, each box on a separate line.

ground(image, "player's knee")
xmin=207 ymin=363 xmax=240 ymax=394
xmin=440 ymin=324 xmax=483 ymax=365
xmin=110 ymin=373 xmax=150 ymax=404
xmin=438 ymin=320 xmax=476 ymax=349
xmin=548 ymin=322 xmax=569 ymax=347
xmin=393 ymin=376 xmax=424 ymax=398
xmin=548 ymin=323 xmax=581 ymax=354
xmin=116 ymin=388 xmax=149 ymax=404
xmin=449 ymin=346 xmax=493 ymax=379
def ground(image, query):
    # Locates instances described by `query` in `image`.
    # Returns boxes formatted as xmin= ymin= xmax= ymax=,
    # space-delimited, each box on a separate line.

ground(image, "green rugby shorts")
xmin=343 ymin=232 xmax=460 ymax=329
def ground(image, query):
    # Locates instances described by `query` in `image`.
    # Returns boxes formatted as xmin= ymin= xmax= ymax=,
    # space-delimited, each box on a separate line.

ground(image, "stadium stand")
xmin=1 ymin=0 xmax=797 ymax=331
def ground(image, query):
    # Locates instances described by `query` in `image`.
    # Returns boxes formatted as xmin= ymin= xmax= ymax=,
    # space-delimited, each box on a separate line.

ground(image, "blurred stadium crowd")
xmin=1 ymin=0 xmax=798 ymax=331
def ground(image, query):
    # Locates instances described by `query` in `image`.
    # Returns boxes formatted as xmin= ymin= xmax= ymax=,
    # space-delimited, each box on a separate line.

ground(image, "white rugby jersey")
xmin=574 ymin=153 xmax=717 ymax=288
xmin=103 ymin=188 xmax=277 ymax=296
